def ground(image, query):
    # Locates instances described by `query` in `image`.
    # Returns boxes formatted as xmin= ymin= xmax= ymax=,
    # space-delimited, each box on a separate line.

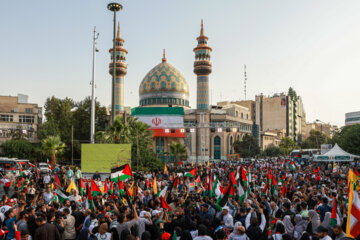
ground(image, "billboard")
xmin=81 ymin=144 xmax=131 ymax=173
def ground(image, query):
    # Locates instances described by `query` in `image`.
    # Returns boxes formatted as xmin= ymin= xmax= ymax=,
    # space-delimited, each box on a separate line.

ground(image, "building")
xmin=255 ymin=90 xmax=306 ymax=146
xmin=0 ymin=94 xmax=42 ymax=143
xmin=345 ymin=111 xmax=360 ymax=126
xmin=131 ymin=21 xmax=254 ymax=162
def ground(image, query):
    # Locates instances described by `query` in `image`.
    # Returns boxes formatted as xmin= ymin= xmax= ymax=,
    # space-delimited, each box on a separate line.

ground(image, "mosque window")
xmin=171 ymin=82 xmax=176 ymax=89
xmin=160 ymin=81 xmax=166 ymax=89
xmin=151 ymin=82 xmax=155 ymax=89
xmin=214 ymin=136 xmax=221 ymax=160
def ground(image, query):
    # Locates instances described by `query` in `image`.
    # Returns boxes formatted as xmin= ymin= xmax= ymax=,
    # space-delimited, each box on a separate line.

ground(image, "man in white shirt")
xmin=43 ymin=185 xmax=54 ymax=204
xmin=43 ymin=173 xmax=51 ymax=185
xmin=69 ymin=189 xmax=81 ymax=203
xmin=221 ymin=206 xmax=234 ymax=231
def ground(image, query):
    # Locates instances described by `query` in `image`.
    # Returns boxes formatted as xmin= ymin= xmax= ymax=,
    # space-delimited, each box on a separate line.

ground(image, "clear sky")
xmin=1 ymin=0 xmax=359 ymax=127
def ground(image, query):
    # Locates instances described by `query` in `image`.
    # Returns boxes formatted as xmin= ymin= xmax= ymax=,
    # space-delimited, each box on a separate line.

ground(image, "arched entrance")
xmin=214 ymin=136 xmax=221 ymax=160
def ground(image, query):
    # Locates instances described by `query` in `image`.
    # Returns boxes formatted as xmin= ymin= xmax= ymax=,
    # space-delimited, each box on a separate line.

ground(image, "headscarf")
xmin=294 ymin=214 xmax=308 ymax=239
xmin=308 ymin=210 xmax=320 ymax=233
xmin=283 ymin=215 xmax=294 ymax=235
xmin=321 ymin=212 xmax=331 ymax=229
xmin=232 ymin=222 xmax=242 ymax=233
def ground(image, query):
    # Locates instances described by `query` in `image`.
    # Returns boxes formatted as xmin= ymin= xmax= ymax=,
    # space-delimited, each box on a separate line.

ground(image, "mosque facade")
xmin=112 ymin=21 xmax=255 ymax=162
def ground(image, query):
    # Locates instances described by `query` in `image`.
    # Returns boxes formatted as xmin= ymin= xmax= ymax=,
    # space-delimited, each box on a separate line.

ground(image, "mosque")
xmin=109 ymin=21 xmax=255 ymax=162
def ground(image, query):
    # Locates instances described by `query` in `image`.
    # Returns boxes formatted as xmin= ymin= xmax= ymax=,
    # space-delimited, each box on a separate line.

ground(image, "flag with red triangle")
xmin=86 ymin=182 xmax=94 ymax=212
xmin=79 ymin=178 xmax=85 ymax=196
xmin=110 ymin=164 xmax=132 ymax=182
xmin=103 ymin=180 xmax=108 ymax=194
xmin=185 ymin=167 xmax=197 ymax=177
xmin=91 ymin=179 xmax=102 ymax=196
xmin=160 ymin=196 xmax=172 ymax=211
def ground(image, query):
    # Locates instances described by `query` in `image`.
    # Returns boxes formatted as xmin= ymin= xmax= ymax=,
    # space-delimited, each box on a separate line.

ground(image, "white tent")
xmin=314 ymin=143 xmax=360 ymax=162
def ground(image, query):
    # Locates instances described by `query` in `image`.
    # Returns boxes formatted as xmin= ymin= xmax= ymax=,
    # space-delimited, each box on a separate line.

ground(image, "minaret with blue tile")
xmin=193 ymin=20 xmax=212 ymax=110
xmin=109 ymin=22 xmax=127 ymax=115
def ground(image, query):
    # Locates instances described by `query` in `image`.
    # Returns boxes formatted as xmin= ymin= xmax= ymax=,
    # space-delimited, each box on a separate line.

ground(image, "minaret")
xmin=109 ymin=22 xmax=128 ymax=116
xmin=193 ymin=20 xmax=212 ymax=110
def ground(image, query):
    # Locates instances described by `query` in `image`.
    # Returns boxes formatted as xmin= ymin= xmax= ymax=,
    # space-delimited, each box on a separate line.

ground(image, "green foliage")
xmin=301 ymin=129 xmax=327 ymax=149
xmin=38 ymin=119 xmax=60 ymax=140
xmin=169 ymin=142 xmax=187 ymax=165
xmin=41 ymin=135 xmax=65 ymax=167
xmin=263 ymin=145 xmax=281 ymax=157
xmin=331 ymin=124 xmax=360 ymax=156
xmin=1 ymin=139 xmax=34 ymax=159
xmin=288 ymin=87 xmax=298 ymax=101
xmin=233 ymin=134 xmax=260 ymax=158
xmin=279 ymin=137 xmax=297 ymax=155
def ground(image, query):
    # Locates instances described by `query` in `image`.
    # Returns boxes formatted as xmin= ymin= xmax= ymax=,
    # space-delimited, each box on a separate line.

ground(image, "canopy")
xmin=314 ymin=143 xmax=360 ymax=162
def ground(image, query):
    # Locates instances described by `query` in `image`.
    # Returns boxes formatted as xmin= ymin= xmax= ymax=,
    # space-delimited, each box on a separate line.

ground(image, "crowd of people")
xmin=0 ymin=159 xmax=359 ymax=240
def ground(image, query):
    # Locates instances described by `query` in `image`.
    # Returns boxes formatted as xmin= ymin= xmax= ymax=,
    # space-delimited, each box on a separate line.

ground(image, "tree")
xmin=263 ymin=145 xmax=281 ymax=157
xmin=279 ymin=137 xmax=297 ymax=155
xmin=129 ymin=120 xmax=153 ymax=170
xmin=41 ymin=136 xmax=65 ymax=168
xmin=301 ymin=129 xmax=327 ymax=149
xmin=37 ymin=119 xmax=60 ymax=140
xmin=1 ymin=139 xmax=34 ymax=159
xmin=333 ymin=124 xmax=360 ymax=156
xmin=72 ymin=97 xmax=108 ymax=143
xmin=233 ymin=134 xmax=260 ymax=158
xmin=169 ymin=142 xmax=187 ymax=165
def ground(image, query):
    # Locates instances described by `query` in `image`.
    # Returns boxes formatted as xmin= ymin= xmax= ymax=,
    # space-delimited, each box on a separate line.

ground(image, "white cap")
xmin=222 ymin=206 xmax=230 ymax=211
xmin=152 ymin=210 xmax=161 ymax=216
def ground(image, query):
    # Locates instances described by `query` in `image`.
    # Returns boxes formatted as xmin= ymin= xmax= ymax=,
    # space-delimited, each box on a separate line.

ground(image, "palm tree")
xmin=129 ymin=120 xmax=152 ymax=170
xmin=169 ymin=142 xmax=187 ymax=165
xmin=42 ymin=135 xmax=65 ymax=168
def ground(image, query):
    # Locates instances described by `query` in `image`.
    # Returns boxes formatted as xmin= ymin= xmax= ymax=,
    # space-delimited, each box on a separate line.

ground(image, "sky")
xmin=0 ymin=0 xmax=359 ymax=127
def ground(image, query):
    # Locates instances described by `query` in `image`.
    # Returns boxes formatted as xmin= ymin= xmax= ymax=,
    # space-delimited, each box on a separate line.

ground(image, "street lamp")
xmin=107 ymin=2 xmax=123 ymax=123
xmin=315 ymin=119 xmax=328 ymax=144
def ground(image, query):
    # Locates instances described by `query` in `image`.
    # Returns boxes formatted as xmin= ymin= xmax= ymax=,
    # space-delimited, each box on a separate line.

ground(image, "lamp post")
xmin=316 ymin=119 xmax=328 ymax=144
xmin=90 ymin=27 xmax=99 ymax=144
xmin=107 ymin=2 xmax=123 ymax=124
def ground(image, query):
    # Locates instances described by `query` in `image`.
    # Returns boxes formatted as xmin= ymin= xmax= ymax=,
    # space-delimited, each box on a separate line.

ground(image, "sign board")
xmin=321 ymin=144 xmax=332 ymax=155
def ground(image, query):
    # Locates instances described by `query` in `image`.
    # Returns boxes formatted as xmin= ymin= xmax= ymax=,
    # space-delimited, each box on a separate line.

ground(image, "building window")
xmin=246 ymin=114 xmax=248 ymax=119
xmin=230 ymin=136 xmax=233 ymax=154
xmin=19 ymin=115 xmax=34 ymax=123
xmin=241 ymin=113 xmax=243 ymax=118
xmin=236 ymin=111 xmax=239 ymax=117
xmin=214 ymin=136 xmax=221 ymax=160
xmin=25 ymin=108 xmax=33 ymax=114
xmin=155 ymin=137 xmax=165 ymax=154
xmin=0 ymin=115 xmax=13 ymax=122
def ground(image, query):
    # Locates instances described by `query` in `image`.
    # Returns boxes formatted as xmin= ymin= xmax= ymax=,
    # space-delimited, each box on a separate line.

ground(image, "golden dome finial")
xmin=117 ymin=22 xmax=121 ymax=39
xmin=162 ymin=49 xmax=166 ymax=62
xmin=200 ymin=19 xmax=204 ymax=36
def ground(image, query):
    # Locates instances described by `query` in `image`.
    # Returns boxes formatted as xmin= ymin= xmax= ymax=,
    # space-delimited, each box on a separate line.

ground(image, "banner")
xmin=131 ymin=107 xmax=184 ymax=129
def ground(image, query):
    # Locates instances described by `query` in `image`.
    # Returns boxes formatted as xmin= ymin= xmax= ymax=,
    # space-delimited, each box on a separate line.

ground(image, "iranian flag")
xmin=131 ymin=107 xmax=184 ymax=129
xmin=111 ymin=164 xmax=132 ymax=182
xmin=54 ymin=174 xmax=61 ymax=190
xmin=185 ymin=167 xmax=197 ymax=178
xmin=346 ymin=185 xmax=360 ymax=238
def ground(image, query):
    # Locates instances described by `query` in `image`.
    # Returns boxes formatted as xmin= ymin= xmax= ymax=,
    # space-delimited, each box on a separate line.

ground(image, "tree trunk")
xmin=51 ymin=153 xmax=56 ymax=169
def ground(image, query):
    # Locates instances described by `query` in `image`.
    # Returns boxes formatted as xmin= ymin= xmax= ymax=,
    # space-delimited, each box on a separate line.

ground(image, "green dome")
xmin=139 ymin=60 xmax=189 ymax=107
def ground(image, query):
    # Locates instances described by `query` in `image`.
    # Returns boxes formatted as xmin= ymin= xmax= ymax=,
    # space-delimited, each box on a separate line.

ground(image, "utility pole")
xmin=71 ymin=125 xmax=74 ymax=166
xmin=90 ymin=27 xmax=99 ymax=144
xmin=244 ymin=64 xmax=247 ymax=100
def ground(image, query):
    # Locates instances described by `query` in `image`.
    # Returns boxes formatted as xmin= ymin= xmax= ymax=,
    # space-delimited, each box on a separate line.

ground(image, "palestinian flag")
xmin=50 ymin=192 xmax=59 ymax=203
xmin=86 ymin=183 xmax=95 ymax=212
xmin=158 ymin=186 xmax=168 ymax=198
xmin=118 ymin=177 xmax=124 ymax=197
xmin=281 ymin=173 xmax=287 ymax=183
xmin=103 ymin=180 xmax=108 ymax=194
xmin=79 ymin=178 xmax=85 ymax=196
xmin=109 ymin=181 xmax=114 ymax=194
xmin=330 ymin=197 xmax=340 ymax=227
xmin=289 ymin=161 xmax=295 ymax=170
xmin=91 ymin=179 xmax=102 ymax=196
xmin=213 ymin=175 xmax=221 ymax=199
xmin=216 ymin=179 xmax=233 ymax=210
xmin=110 ymin=164 xmax=132 ymax=182
xmin=239 ymin=165 xmax=248 ymax=186
xmin=54 ymin=174 xmax=61 ymax=190
xmin=195 ymin=176 xmax=200 ymax=186
xmin=160 ymin=196 xmax=172 ymax=211
xmin=56 ymin=189 xmax=69 ymax=204
xmin=282 ymin=183 xmax=287 ymax=197
xmin=238 ymin=181 xmax=246 ymax=204
xmin=230 ymin=172 xmax=237 ymax=186
xmin=185 ymin=167 xmax=197 ymax=178
xmin=167 ymin=176 xmax=178 ymax=193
